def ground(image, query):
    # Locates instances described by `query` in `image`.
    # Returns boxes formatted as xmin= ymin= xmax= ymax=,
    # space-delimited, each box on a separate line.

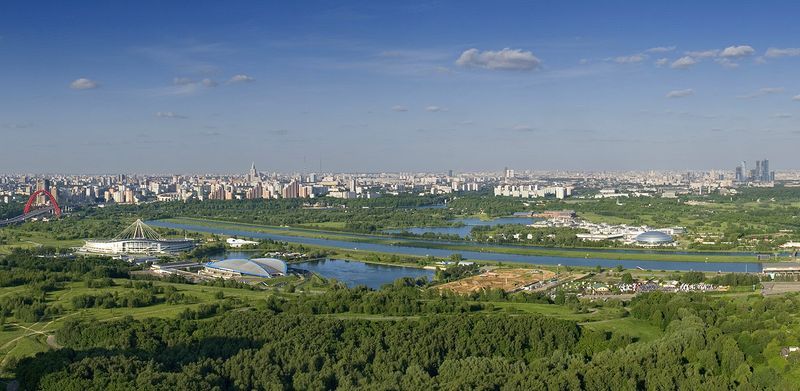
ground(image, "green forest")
xmin=1 ymin=248 xmax=799 ymax=389
xmin=13 ymin=286 xmax=800 ymax=390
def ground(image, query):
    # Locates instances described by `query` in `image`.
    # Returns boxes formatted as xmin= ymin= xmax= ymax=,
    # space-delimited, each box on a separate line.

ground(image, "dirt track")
xmin=437 ymin=268 xmax=555 ymax=293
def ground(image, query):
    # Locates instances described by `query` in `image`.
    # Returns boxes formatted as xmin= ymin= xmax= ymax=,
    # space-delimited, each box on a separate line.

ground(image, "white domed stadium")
xmin=635 ymin=231 xmax=674 ymax=246
xmin=80 ymin=219 xmax=195 ymax=255
xmin=203 ymin=258 xmax=288 ymax=279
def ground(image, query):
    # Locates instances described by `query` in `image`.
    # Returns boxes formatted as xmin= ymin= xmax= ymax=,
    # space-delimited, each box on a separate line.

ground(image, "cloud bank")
xmin=456 ymin=48 xmax=541 ymax=71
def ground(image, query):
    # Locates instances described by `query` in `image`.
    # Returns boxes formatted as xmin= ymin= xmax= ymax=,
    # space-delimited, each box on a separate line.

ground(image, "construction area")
xmin=437 ymin=268 xmax=558 ymax=294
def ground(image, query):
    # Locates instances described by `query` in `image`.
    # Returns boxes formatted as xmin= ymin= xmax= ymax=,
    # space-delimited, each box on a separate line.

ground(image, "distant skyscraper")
xmin=735 ymin=158 xmax=773 ymax=183
xmin=247 ymin=162 xmax=259 ymax=183
xmin=755 ymin=160 xmax=761 ymax=180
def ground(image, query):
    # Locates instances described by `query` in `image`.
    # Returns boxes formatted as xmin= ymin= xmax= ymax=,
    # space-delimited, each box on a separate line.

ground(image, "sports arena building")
xmin=202 ymin=258 xmax=288 ymax=279
xmin=634 ymin=231 xmax=675 ymax=247
xmin=80 ymin=219 xmax=196 ymax=255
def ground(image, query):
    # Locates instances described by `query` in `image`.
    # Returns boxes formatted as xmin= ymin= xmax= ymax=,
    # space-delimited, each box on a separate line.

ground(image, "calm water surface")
xmin=215 ymin=251 xmax=433 ymax=289
xmin=294 ymin=259 xmax=433 ymax=289
xmin=386 ymin=216 xmax=539 ymax=238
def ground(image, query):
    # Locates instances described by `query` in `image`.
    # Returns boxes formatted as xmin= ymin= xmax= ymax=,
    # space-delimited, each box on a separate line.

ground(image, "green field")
xmin=0 ymin=231 xmax=83 ymax=254
xmin=581 ymin=317 xmax=664 ymax=343
xmin=0 ymin=279 xmax=275 ymax=366
xmin=487 ymin=301 xmax=619 ymax=321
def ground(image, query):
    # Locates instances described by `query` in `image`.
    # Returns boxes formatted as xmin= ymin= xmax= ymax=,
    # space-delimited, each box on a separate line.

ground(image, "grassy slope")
xmin=581 ymin=318 xmax=663 ymax=343
xmin=0 ymin=230 xmax=84 ymax=254
xmin=0 ymin=279 xmax=274 ymax=366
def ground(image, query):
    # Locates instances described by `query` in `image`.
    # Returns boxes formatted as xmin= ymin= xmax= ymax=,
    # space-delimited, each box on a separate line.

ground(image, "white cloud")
xmin=670 ymin=56 xmax=697 ymax=69
xmin=70 ymin=78 xmax=99 ymax=90
xmin=391 ymin=105 xmax=408 ymax=112
xmin=173 ymin=77 xmax=194 ymax=86
xmin=655 ymin=58 xmax=669 ymax=67
xmin=2 ymin=122 xmax=33 ymax=129
xmin=793 ymin=94 xmax=800 ymax=101
xmin=434 ymin=66 xmax=452 ymax=74
xmin=455 ymin=48 xmax=541 ymax=71
xmin=645 ymin=46 xmax=676 ymax=53
xmin=613 ymin=54 xmax=645 ymax=64
xmin=765 ymin=47 xmax=800 ymax=58
xmin=228 ymin=74 xmax=255 ymax=83
xmin=720 ymin=45 xmax=755 ymax=58
xmin=425 ymin=106 xmax=446 ymax=112
xmin=737 ymin=87 xmax=784 ymax=99
xmin=685 ymin=50 xmax=719 ymax=58
xmin=511 ymin=124 xmax=535 ymax=132
xmin=715 ymin=58 xmax=739 ymax=69
xmin=772 ymin=113 xmax=793 ymax=118
xmin=760 ymin=87 xmax=785 ymax=94
xmin=665 ymin=89 xmax=694 ymax=98
xmin=155 ymin=111 xmax=187 ymax=119
xmin=166 ymin=77 xmax=217 ymax=95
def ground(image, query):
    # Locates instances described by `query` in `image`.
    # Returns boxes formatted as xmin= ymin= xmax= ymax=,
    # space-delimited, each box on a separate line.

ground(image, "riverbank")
xmin=163 ymin=217 xmax=771 ymax=264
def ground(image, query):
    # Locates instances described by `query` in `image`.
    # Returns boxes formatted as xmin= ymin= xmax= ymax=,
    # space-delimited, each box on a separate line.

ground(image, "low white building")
xmin=226 ymin=237 xmax=259 ymax=248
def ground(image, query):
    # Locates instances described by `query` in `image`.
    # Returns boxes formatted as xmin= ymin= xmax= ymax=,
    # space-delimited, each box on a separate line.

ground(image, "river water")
xmin=149 ymin=220 xmax=763 ymax=273
xmin=216 ymin=251 xmax=434 ymax=289
xmin=385 ymin=216 xmax=539 ymax=238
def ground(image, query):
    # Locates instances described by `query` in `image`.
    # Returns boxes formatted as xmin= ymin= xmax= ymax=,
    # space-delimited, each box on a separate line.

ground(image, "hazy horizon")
xmin=2 ymin=1 xmax=800 ymax=172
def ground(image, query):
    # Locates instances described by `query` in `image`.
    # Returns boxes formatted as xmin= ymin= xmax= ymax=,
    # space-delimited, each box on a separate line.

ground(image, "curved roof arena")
xmin=635 ymin=231 xmax=674 ymax=244
xmin=205 ymin=258 xmax=287 ymax=278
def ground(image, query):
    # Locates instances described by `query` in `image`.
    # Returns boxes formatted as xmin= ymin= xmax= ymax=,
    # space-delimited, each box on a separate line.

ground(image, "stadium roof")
xmin=114 ymin=219 xmax=161 ymax=240
xmin=205 ymin=258 xmax=287 ymax=278
xmin=635 ymin=231 xmax=673 ymax=244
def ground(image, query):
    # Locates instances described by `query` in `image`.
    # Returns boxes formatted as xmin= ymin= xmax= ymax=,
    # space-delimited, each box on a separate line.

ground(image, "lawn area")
xmin=0 ymin=279 xmax=276 ymax=367
xmin=581 ymin=317 xmax=663 ymax=343
xmin=576 ymin=212 xmax=633 ymax=225
xmin=298 ymin=221 xmax=347 ymax=229
xmin=0 ymin=230 xmax=83 ymax=254
xmin=488 ymin=301 xmax=619 ymax=322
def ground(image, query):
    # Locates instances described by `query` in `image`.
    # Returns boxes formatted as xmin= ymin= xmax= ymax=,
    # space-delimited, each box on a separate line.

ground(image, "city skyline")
xmin=2 ymin=1 xmax=800 ymax=172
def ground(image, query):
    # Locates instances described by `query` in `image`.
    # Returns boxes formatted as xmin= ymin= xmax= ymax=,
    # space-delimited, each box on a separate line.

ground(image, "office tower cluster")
xmin=735 ymin=159 xmax=774 ymax=183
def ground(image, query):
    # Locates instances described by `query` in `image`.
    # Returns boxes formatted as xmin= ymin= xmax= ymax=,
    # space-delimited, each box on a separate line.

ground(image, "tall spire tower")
xmin=248 ymin=162 xmax=259 ymax=183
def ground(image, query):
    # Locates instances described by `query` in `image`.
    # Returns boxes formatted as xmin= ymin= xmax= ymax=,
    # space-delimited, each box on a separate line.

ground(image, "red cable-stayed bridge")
xmin=0 ymin=189 xmax=62 ymax=227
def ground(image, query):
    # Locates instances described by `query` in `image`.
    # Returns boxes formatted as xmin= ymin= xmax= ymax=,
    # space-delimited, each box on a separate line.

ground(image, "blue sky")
xmin=1 ymin=1 xmax=800 ymax=173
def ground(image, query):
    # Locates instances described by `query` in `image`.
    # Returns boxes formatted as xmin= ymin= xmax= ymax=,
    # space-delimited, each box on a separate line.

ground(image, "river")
xmin=384 ymin=216 xmax=539 ymax=238
xmin=149 ymin=220 xmax=763 ymax=272
xmin=216 ymin=251 xmax=433 ymax=289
